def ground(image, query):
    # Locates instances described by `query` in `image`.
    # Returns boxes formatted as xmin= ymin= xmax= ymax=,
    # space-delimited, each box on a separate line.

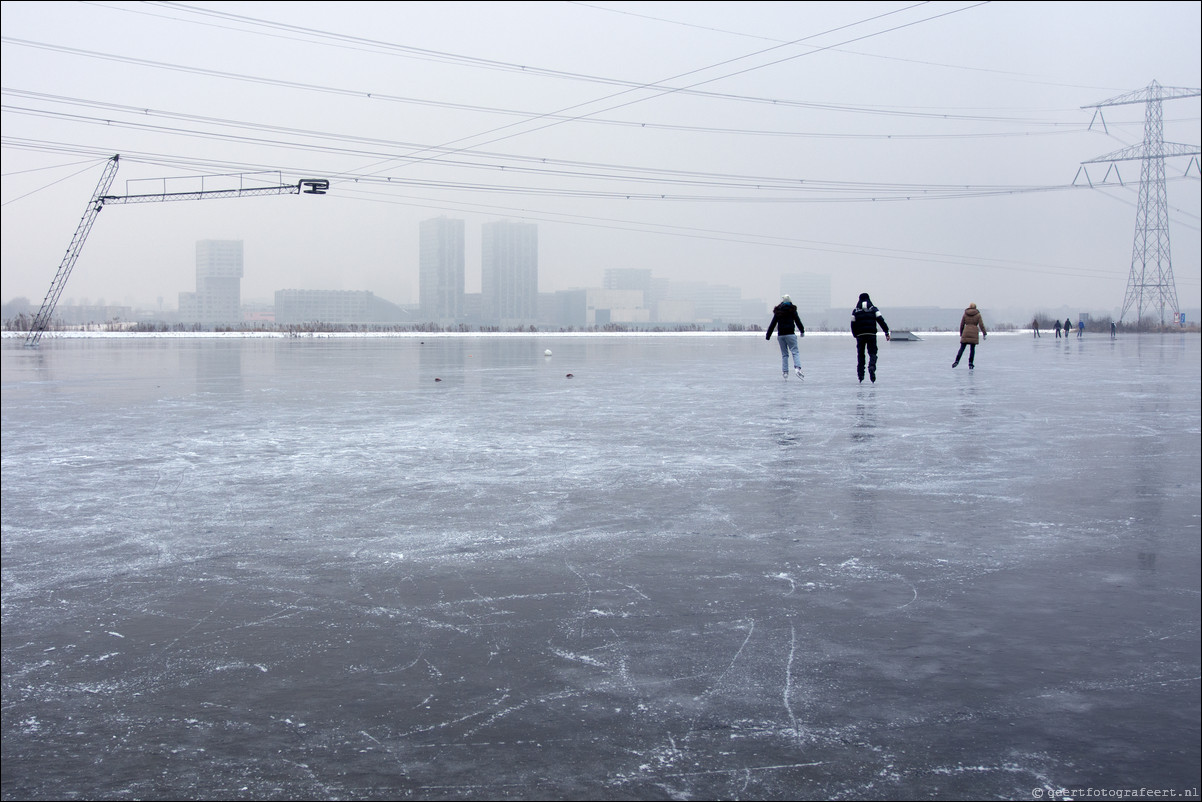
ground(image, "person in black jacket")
xmin=766 ymin=295 xmax=806 ymax=379
xmin=850 ymin=292 xmax=890 ymax=383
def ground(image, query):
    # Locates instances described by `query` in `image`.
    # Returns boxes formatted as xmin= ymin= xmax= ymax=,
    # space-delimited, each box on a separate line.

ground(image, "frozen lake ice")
xmin=2 ymin=331 xmax=1200 ymax=800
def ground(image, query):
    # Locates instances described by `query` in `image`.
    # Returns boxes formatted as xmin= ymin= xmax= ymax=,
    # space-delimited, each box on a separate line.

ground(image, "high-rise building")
xmin=482 ymin=220 xmax=538 ymax=326
xmin=419 ymin=217 xmax=465 ymax=323
xmin=179 ymin=240 xmax=243 ymax=325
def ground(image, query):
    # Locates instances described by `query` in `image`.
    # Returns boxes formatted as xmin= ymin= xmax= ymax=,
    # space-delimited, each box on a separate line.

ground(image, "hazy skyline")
xmin=2 ymin=1 xmax=1199 ymax=318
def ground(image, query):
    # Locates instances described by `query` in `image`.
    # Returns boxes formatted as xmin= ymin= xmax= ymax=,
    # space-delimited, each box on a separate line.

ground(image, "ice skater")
xmin=766 ymin=294 xmax=806 ymax=379
xmin=850 ymin=292 xmax=890 ymax=383
xmin=1064 ymin=318 xmax=1073 ymax=339
xmin=1054 ymin=319 xmax=1062 ymax=338
xmin=1032 ymin=317 xmax=1041 ymax=338
xmin=952 ymin=302 xmax=987 ymax=369
xmin=1077 ymin=319 xmax=1084 ymax=338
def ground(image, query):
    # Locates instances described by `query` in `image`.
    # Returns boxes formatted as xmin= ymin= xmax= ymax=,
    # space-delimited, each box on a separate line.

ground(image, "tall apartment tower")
xmin=179 ymin=240 xmax=243 ymax=325
xmin=419 ymin=217 xmax=465 ymax=323
xmin=482 ymin=220 xmax=538 ymax=326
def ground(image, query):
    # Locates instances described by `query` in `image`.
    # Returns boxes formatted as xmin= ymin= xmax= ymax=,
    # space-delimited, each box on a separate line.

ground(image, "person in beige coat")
xmin=952 ymin=303 xmax=986 ymax=369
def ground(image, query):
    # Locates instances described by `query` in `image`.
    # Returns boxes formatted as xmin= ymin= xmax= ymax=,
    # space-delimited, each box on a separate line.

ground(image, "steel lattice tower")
xmin=1080 ymin=81 xmax=1200 ymax=327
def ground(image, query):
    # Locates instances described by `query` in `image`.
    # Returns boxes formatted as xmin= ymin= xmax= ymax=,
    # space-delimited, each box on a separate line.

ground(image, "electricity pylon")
xmin=1080 ymin=81 xmax=1200 ymax=327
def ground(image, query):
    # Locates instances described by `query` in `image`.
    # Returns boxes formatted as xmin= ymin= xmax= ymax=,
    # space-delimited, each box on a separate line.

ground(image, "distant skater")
xmin=1077 ymin=320 xmax=1084 ymax=338
xmin=850 ymin=292 xmax=890 ymax=383
xmin=1032 ymin=318 xmax=1041 ymax=338
xmin=1054 ymin=319 xmax=1062 ymax=338
xmin=766 ymin=294 xmax=805 ymax=379
xmin=1064 ymin=318 xmax=1073 ymax=339
xmin=952 ymin=303 xmax=987 ymax=369
xmin=1111 ymin=321 xmax=1117 ymax=339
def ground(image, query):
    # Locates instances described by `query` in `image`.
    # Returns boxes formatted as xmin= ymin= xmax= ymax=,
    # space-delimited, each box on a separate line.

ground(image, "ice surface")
xmin=2 ymin=332 xmax=1200 ymax=800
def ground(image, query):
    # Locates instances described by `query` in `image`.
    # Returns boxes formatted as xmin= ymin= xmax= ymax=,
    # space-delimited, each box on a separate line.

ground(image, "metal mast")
xmin=24 ymin=155 xmax=121 ymax=347
xmin=1081 ymin=81 xmax=1200 ymax=327
xmin=23 ymin=156 xmax=328 ymax=347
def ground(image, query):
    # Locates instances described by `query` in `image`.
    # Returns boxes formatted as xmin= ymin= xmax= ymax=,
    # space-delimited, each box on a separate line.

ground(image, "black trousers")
xmin=856 ymin=335 xmax=878 ymax=378
xmin=955 ymin=342 xmax=976 ymax=366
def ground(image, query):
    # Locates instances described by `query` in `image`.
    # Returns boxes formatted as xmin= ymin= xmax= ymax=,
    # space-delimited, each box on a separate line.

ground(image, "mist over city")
xmin=2 ymin=2 xmax=1199 ymax=330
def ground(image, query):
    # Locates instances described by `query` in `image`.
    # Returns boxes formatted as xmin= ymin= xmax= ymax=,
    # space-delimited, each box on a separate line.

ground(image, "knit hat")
xmin=781 ymin=294 xmax=791 ymax=302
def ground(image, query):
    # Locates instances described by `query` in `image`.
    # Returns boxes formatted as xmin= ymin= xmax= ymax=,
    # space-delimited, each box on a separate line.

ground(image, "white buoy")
xmin=544 ymin=349 xmax=552 ymax=356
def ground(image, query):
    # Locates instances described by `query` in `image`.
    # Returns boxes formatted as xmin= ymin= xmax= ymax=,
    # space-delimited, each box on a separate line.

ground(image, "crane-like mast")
xmin=24 ymin=155 xmax=122 ymax=347
xmin=24 ymin=155 xmax=328 ymax=347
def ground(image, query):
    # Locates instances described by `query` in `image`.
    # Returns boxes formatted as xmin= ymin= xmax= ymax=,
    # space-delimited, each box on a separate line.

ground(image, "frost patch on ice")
xmin=215 ymin=662 xmax=270 ymax=673
xmin=551 ymin=648 xmax=606 ymax=667
xmin=767 ymin=572 xmax=797 ymax=595
xmin=930 ymin=761 xmax=1031 ymax=777
xmin=587 ymin=608 xmax=628 ymax=618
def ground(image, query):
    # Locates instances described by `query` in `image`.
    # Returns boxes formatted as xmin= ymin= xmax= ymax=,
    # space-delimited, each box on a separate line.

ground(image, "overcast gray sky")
xmin=2 ymin=1 xmax=1199 ymax=317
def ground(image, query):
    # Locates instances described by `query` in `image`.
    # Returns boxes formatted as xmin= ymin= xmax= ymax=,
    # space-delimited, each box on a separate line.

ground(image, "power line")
xmin=0 ymin=85 xmax=1091 ymax=142
xmin=4 ymin=123 xmax=1097 ymax=203
xmin=0 ymin=34 xmax=1080 ymax=127
xmin=3 ymin=92 xmax=1097 ymax=199
xmin=0 ymin=138 xmax=1178 ymax=292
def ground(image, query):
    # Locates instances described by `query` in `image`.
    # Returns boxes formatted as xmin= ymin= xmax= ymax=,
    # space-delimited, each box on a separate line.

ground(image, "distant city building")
xmin=419 ymin=216 xmax=465 ymax=324
xmin=463 ymin=292 xmax=483 ymax=322
xmin=654 ymin=299 xmax=697 ymax=324
xmin=604 ymin=268 xmax=653 ymax=297
xmin=695 ymin=284 xmax=742 ymax=323
xmin=665 ymin=280 xmax=741 ymax=323
xmin=740 ymin=299 xmax=766 ymax=322
xmin=56 ymin=303 xmax=133 ymax=325
xmin=780 ymin=272 xmax=831 ymax=318
xmin=274 ymin=289 xmax=405 ymax=325
xmin=241 ymin=301 xmax=275 ymax=324
xmin=482 ymin=220 xmax=538 ymax=327
xmin=179 ymin=240 xmax=243 ymax=325
xmin=555 ymin=288 xmax=649 ymax=328
xmin=650 ymin=277 xmax=671 ymax=308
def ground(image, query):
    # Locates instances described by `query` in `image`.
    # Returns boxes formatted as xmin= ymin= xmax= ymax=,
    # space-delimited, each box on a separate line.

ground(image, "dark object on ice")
xmin=889 ymin=330 xmax=921 ymax=341
xmin=953 ymin=303 xmax=987 ymax=369
xmin=851 ymin=292 xmax=890 ymax=382
xmin=566 ymin=373 xmax=574 ymax=378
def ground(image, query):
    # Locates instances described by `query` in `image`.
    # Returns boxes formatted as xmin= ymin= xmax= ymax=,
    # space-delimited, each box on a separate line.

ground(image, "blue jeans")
xmin=778 ymin=334 xmax=800 ymax=372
